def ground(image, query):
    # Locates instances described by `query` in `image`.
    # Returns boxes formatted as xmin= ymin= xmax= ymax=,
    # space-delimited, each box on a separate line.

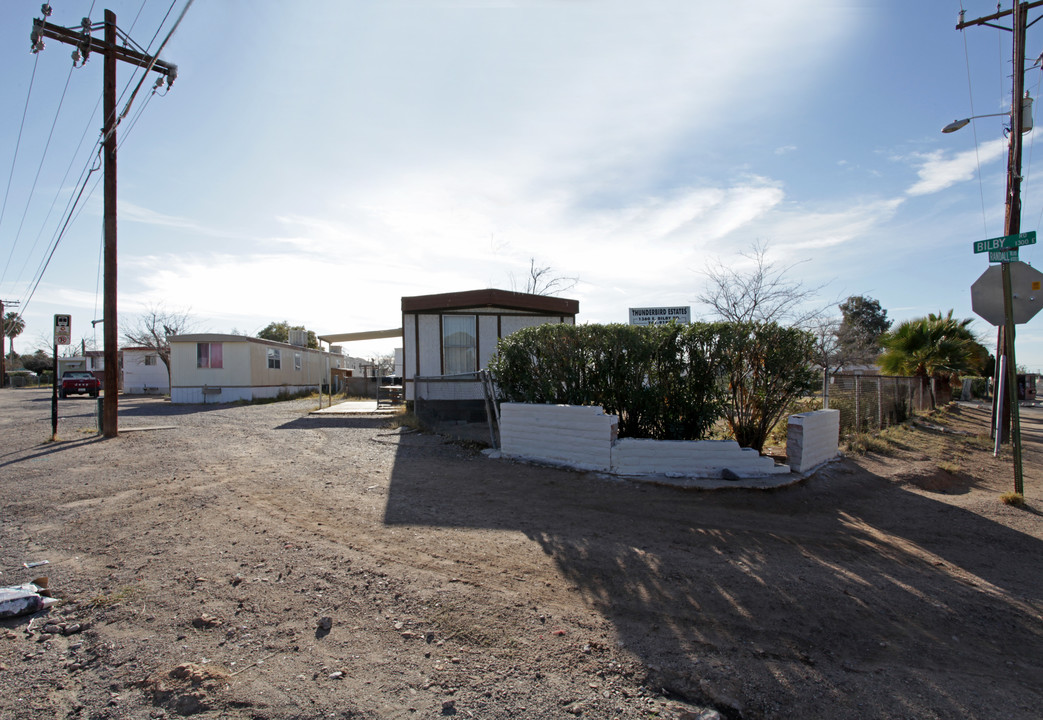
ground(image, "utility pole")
xmin=32 ymin=9 xmax=176 ymax=437
xmin=0 ymin=299 xmax=21 ymax=387
xmin=957 ymin=1 xmax=1042 ymax=493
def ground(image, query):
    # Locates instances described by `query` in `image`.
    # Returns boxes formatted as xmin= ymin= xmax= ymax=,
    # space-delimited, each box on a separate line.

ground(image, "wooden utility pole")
xmin=957 ymin=1 xmax=1041 ymax=492
xmin=32 ymin=10 xmax=176 ymax=437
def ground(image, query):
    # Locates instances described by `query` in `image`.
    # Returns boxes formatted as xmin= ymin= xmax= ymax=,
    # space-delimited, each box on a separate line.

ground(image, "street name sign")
xmin=970 ymin=262 xmax=1043 ymax=326
xmin=54 ymin=314 xmax=71 ymax=346
xmin=989 ymin=248 xmax=1019 ymax=262
xmin=973 ymin=231 xmax=1036 ymax=254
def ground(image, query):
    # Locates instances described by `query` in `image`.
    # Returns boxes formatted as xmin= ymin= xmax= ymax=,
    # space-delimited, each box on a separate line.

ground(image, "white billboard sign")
xmin=629 ymin=306 xmax=691 ymax=326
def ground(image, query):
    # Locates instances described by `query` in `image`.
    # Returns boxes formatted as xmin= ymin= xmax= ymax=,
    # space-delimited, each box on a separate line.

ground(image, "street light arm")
xmin=942 ymin=112 xmax=1010 ymax=133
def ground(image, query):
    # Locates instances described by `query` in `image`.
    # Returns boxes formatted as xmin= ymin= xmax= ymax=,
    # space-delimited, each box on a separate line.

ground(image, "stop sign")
xmin=970 ymin=261 xmax=1043 ymax=326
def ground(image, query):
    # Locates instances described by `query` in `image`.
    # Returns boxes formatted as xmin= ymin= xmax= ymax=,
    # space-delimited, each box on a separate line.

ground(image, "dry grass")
xmin=1000 ymin=492 xmax=1026 ymax=508
xmin=386 ymin=410 xmax=423 ymax=431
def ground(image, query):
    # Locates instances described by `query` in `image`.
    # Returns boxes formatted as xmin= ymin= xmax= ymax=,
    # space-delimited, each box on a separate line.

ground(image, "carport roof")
xmin=317 ymin=328 xmax=403 ymax=344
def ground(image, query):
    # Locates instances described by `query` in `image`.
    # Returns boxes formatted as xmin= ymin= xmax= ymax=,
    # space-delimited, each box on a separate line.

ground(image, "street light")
xmin=942 ymin=87 xmax=1033 ymax=493
xmin=941 ymin=94 xmax=1034 ymax=133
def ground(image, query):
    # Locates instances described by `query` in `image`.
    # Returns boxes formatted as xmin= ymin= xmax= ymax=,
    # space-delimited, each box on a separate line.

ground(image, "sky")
xmin=2 ymin=0 xmax=1043 ymax=370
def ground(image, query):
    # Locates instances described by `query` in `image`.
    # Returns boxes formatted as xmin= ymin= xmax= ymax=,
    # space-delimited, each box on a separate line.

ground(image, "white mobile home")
xmin=121 ymin=346 xmax=170 ymax=395
xmin=402 ymin=288 xmax=579 ymax=402
xmin=168 ymin=334 xmax=344 ymax=404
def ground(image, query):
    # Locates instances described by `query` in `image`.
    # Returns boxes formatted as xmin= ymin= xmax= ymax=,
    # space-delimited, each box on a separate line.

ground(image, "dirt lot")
xmin=1 ymin=389 xmax=1041 ymax=720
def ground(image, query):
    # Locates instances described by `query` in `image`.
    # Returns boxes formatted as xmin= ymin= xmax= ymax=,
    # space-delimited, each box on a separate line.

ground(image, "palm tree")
xmin=878 ymin=310 xmax=984 ymax=406
xmin=3 ymin=311 xmax=25 ymax=358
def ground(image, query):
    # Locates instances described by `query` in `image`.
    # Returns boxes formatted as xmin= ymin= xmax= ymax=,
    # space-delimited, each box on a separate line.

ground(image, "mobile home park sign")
xmin=629 ymin=306 xmax=690 ymax=326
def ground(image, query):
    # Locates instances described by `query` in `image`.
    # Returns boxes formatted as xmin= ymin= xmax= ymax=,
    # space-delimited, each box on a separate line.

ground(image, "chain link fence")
xmin=823 ymin=374 xmax=939 ymax=435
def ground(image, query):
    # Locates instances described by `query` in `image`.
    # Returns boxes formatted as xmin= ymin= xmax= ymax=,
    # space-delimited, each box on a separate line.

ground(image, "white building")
xmin=121 ymin=346 xmax=170 ymax=395
xmin=402 ymin=288 xmax=579 ymax=401
xmin=168 ymin=334 xmax=345 ymax=404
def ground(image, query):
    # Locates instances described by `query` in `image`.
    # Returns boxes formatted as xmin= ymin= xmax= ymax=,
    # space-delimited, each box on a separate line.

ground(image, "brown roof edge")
xmin=401 ymin=288 xmax=579 ymax=315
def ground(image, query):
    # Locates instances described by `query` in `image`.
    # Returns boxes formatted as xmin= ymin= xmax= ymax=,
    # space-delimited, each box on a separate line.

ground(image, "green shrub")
xmin=716 ymin=323 xmax=818 ymax=451
xmin=490 ymin=320 xmax=818 ymax=450
xmin=489 ymin=322 xmax=727 ymax=440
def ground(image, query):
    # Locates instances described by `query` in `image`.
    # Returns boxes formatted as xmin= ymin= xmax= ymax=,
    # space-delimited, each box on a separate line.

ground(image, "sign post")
xmin=970 ymin=251 xmax=1043 ymax=494
xmin=52 ymin=315 xmax=71 ymax=440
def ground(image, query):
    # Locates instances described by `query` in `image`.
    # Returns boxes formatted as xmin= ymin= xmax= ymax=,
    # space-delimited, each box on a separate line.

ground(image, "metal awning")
xmin=318 ymin=328 xmax=403 ymax=344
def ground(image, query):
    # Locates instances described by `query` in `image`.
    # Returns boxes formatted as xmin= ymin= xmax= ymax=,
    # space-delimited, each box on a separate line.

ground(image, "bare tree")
xmin=371 ymin=351 xmax=397 ymax=378
xmin=696 ymin=241 xmax=830 ymax=328
xmin=122 ymin=306 xmax=193 ymax=391
xmin=511 ymin=258 xmax=579 ymax=296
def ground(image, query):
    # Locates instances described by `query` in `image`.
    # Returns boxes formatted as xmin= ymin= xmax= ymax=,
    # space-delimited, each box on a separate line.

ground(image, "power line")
xmin=18 ymin=157 xmax=101 ymax=315
xmin=959 ymin=11 xmax=992 ymax=239
xmin=0 ymin=54 xmax=41 ymax=260
xmin=17 ymin=3 xmax=187 ymax=309
xmin=32 ymin=6 xmax=183 ymax=439
xmin=14 ymin=92 xmax=102 ymax=287
xmin=1 ymin=63 xmax=77 ymax=288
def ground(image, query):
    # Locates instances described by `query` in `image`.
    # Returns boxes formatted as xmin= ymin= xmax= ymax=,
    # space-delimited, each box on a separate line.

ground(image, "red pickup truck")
xmin=60 ymin=371 xmax=101 ymax=399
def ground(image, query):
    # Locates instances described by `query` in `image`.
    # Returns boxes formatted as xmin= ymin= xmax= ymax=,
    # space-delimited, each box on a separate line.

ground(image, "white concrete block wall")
xmin=612 ymin=438 xmax=789 ymax=477
xmin=787 ymin=410 xmax=840 ymax=473
xmin=499 ymin=403 xmax=617 ymax=471
xmin=498 ymin=403 xmax=791 ymax=479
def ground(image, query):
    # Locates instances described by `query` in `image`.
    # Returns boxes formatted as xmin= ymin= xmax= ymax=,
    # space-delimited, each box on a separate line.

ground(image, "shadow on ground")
xmin=383 ymin=441 xmax=1043 ymax=719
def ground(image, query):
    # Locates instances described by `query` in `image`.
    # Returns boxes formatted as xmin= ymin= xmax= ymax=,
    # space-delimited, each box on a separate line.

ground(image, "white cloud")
xmin=905 ymin=138 xmax=1007 ymax=196
xmin=120 ymin=201 xmax=243 ymax=238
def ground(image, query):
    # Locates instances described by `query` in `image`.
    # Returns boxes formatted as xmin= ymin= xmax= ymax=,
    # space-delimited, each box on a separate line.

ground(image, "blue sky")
xmin=2 ymin=0 xmax=1043 ymax=370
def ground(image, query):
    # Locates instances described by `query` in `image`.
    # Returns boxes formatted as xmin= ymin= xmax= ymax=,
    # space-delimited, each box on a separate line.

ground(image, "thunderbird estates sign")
xmin=629 ymin=306 xmax=691 ymax=326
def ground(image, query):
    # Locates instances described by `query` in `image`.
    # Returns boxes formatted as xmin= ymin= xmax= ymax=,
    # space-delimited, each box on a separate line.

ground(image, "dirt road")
xmin=1 ymin=389 xmax=1041 ymax=719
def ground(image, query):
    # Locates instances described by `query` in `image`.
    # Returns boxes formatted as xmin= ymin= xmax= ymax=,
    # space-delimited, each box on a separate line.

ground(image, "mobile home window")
xmin=267 ymin=348 xmax=281 ymax=369
xmin=442 ymin=315 xmax=476 ymax=375
xmin=196 ymin=343 xmax=223 ymax=369
xmin=294 ymin=352 xmax=302 ymax=371
xmin=144 ymin=355 xmax=157 ymax=366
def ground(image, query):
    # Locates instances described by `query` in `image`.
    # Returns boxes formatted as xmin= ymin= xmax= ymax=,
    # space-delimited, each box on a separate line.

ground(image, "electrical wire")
xmin=0 ymin=54 xmax=41 ymax=273
xmin=960 ymin=10 xmax=993 ymax=239
xmin=127 ymin=0 xmax=148 ymax=36
xmin=113 ymin=0 xmax=191 ymax=136
xmin=15 ymin=93 xmax=102 ymax=286
xmin=15 ymin=1 xmax=195 ymax=316
xmin=1 ymin=63 xmax=77 ymax=288
xmin=18 ymin=156 xmax=102 ymax=315
xmin=117 ymin=86 xmax=159 ymax=151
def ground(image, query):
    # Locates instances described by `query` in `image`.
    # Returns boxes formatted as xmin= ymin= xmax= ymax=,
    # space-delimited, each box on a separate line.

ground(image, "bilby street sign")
xmin=973 ymin=231 xmax=1036 ymax=254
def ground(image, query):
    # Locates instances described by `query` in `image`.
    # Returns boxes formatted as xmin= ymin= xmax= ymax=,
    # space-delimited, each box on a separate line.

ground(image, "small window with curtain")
xmin=442 ymin=315 xmax=476 ymax=375
xmin=267 ymin=348 xmax=281 ymax=369
xmin=294 ymin=352 xmax=302 ymax=371
xmin=196 ymin=343 xmax=223 ymax=369
xmin=144 ymin=355 xmax=157 ymax=366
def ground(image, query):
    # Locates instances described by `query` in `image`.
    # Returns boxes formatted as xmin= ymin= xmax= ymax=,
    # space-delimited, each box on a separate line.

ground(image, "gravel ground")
xmin=1 ymin=388 xmax=1041 ymax=720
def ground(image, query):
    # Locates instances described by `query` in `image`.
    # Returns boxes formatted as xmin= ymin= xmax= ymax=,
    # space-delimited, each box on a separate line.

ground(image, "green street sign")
xmin=973 ymin=231 xmax=1036 ymax=253
xmin=989 ymin=248 xmax=1019 ymax=262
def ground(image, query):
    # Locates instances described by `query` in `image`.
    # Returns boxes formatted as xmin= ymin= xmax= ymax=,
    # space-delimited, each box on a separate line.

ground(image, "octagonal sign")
xmin=970 ymin=261 xmax=1043 ymax=326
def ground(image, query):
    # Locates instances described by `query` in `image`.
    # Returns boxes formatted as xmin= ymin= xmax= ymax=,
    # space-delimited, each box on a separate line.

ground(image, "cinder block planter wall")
xmin=499 ymin=403 xmax=618 ymax=471
xmin=786 ymin=410 xmax=840 ymax=473
xmin=612 ymin=437 xmax=788 ymax=478
xmin=498 ymin=403 xmax=835 ymax=479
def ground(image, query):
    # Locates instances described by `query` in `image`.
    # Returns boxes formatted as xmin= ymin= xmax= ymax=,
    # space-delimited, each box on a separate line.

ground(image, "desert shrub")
xmin=716 ymin=323 xmax=818 ymax=451
xmin=489 ymin=322 xmax=727 ymax=440
xmin=490 ymin=320 xmax=817 ymax=449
